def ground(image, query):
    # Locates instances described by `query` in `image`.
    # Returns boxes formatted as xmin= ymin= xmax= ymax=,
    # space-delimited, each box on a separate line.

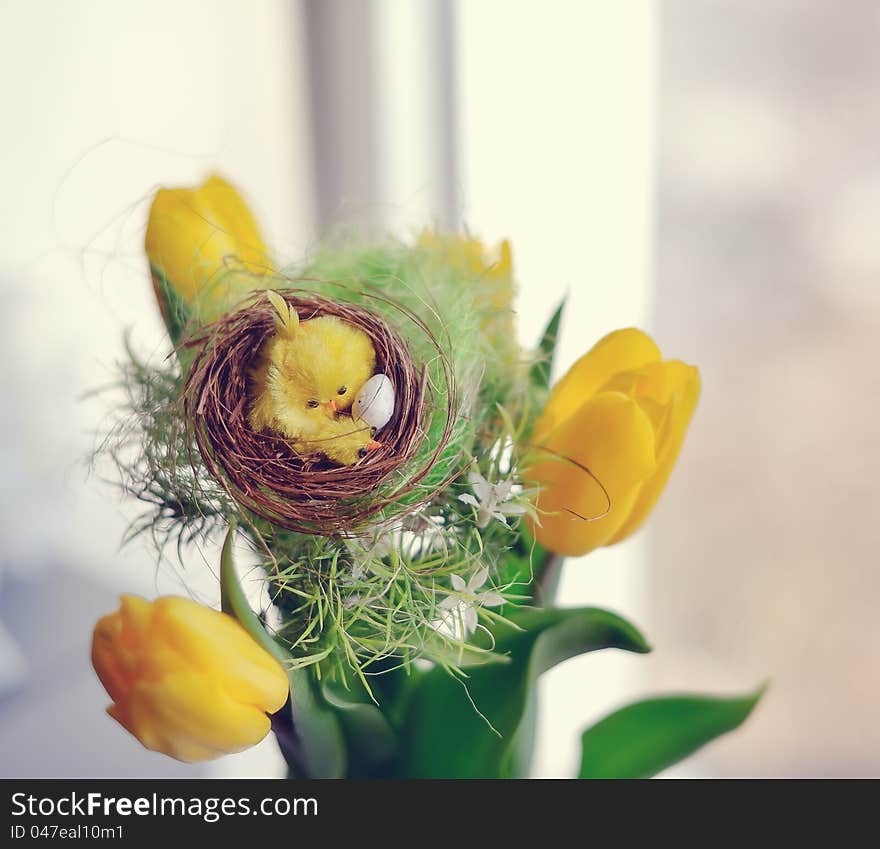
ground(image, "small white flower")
xmin=458 ymin=464 xmax=527 ymax=529
xmin=439 ymin=567 xmax=506 ymax=637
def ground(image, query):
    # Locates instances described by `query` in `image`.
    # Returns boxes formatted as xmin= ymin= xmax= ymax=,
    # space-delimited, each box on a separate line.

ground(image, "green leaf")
xmin=397 ymin=606 xmax=650 ymax=778
xmin=219 ymin=523 xmax=283 ymax=661
xmin=220 ymin=523 xmax=347 ymax=778
xmin=150 ymin=265 xmax=192 ymax=346
xmin=578 ymin=688 xmax=765 ymax=779
xmin=530 ymin=298 xmax=566 ymax=388
xmin=321 ymin=680 xmax=398 ymax=777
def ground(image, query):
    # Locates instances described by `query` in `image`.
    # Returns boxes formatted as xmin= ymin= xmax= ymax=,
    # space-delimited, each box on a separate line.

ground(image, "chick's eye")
xmin=337 ymin=386 xmax=347 ymax=395
xmin=306 ymin=400 xmax=319 ymax=408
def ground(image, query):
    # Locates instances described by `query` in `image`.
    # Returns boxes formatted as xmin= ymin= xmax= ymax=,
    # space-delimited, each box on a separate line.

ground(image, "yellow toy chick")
xmin=249 ymin=292 xmax=380 ymax=466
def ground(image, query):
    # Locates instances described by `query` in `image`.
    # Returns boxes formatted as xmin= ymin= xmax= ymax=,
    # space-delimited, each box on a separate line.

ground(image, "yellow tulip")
xmin=145 ymin=174 xmax=272 ymax=329
xmin=91 ymin=595 xmax=288 ymax=763
xmin=526 ymin=328 xmax=700 ymax=557
xmin=418 ymin=231 xmax=515 ymax=341
xmin=418 ymin=230 xmax=513 ymax=306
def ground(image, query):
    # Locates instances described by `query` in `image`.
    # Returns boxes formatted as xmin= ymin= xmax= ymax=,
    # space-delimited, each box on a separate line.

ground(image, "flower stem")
xmin=270 ymin=709 xmax=310 ymax=779
xmin=534 ymin=552 xmax=565 ymax=606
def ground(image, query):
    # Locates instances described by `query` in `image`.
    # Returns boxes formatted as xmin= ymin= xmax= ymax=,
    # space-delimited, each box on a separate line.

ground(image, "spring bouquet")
xmin=91 ymin=175 xmax=761 ymax=778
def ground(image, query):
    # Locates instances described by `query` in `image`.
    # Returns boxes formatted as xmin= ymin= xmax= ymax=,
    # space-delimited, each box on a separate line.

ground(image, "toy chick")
xmin=249 ymin=292 xmax=381 ymax=465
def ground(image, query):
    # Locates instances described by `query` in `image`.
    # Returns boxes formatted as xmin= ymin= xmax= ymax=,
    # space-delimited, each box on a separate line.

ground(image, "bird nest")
xmin=181 ymin=289 xmax=450 ymax=535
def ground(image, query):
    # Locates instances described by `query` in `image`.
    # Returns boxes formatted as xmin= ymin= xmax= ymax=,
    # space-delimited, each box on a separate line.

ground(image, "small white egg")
xmin=353 ymin=373 xmax=395 ymax=432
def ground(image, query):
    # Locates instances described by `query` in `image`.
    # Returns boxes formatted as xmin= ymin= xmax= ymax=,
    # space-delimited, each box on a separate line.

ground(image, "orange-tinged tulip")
xmin=526 ymin=328 xmax=700 ymax=557
xmin=145 ymin=174 xmax=272 ymax=329
xmin=92 ymin=595 xmax=288 ymax=763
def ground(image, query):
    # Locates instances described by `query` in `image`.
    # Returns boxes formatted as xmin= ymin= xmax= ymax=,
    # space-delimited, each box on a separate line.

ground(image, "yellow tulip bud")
xmin=526 ymin=328 xmax=700 ymax=557
xmin=418 ymin=230 xmax=513 ymax=303
xmin=418 ymin=230 xmax=515 ymax=340
xmin=91 ymin=595 xmax=288 ymax=763
xmin=145 ymin=174 xmax=272 ymax=328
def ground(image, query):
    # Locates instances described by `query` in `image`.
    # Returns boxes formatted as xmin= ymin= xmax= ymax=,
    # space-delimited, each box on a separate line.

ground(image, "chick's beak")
xmin=325 ymin=399 xmax=338 ymax=414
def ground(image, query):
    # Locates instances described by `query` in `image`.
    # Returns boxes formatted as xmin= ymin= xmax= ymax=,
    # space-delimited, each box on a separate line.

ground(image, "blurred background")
xmin=0 ymin=0 xmax=877 ymax=777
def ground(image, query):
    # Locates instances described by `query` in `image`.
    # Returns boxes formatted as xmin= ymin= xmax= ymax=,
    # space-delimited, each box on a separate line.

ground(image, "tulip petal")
xmin=198 ymin=175 xmax=268 ymax=270
xmin=153 ymin=597 xmax=288 ymax=713
xmin=118 ymin=594 xmax=153 ymax=648
xmin=527 ymin=391 xmax=658 ymax=556
xmin=127 ymin=673 xmax=272 ymax=763
xmin=533 ymin=328 xmax=662 ymax=443
xmin=606 ymin=361 xmax=700 ymax=544
xmin=137 ymin=638 xmax=190 ymax=681
xmin=91 ymin=613 xmax=133 ymax=705
xmin=497 ymin=239 xmax=513 ymax=279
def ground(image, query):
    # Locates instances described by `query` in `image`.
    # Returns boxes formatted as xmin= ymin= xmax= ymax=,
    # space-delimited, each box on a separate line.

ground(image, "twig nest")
xmin=181 ymin=289 xmax=449 ymax=535
xmin=354 ymin=374 xmax=395 ymax=432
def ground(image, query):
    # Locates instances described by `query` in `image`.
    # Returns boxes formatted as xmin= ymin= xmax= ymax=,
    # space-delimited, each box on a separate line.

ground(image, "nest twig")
xmin=181 ymin=288 xmax=455 ymax=535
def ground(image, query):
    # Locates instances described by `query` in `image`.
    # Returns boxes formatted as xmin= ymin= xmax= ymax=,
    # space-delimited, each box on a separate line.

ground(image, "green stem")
xmin=534 ymin=552 xmax=565 ymax=606
xmin=270 ymin=710 xmax=310 ymax=778
xmin=220 ymin=522 xmax=346 ymax=778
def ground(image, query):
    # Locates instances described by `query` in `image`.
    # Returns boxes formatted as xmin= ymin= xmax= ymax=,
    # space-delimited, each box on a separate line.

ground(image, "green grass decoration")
xmin=105 ymin=237 xmax=540 ymax=685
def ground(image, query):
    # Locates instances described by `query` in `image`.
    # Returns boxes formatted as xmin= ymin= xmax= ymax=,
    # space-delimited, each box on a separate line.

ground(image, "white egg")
xmin=353 ymin=373 xmax=395 ymax=432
